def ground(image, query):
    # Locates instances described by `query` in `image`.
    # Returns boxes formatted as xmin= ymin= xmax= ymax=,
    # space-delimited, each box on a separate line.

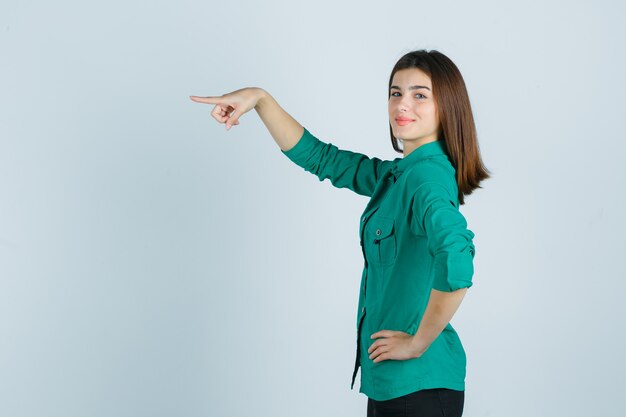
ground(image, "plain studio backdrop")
xmin=1 ymin=1 xmax=624 ymax=416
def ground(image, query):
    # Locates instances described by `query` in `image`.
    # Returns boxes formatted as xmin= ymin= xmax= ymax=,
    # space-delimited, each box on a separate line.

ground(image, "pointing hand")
xmin=189 ymin=87 xmax=264 ymax=130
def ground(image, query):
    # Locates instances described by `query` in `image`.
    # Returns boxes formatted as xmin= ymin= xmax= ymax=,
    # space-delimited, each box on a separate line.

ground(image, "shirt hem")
xmin=358 ymin=379 xmax=465 ymax=402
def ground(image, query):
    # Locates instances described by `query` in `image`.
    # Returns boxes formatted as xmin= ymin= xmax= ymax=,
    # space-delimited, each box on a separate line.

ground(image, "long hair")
xmin=388 ymin=49 xmax=491 ymax=205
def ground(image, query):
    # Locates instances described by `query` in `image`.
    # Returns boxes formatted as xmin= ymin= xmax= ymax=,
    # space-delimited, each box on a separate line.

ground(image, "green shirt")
xmin=281 ymin=127 xmax=476 ymax=401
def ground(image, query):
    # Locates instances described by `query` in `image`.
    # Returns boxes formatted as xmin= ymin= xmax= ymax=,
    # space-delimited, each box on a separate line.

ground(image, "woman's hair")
xmin=388 ymin=49 xmax=491 ymax=205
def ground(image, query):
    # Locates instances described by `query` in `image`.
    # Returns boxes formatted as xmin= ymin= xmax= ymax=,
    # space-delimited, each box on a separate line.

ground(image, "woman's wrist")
xmin=253 ymin=87 xmax=270 ymax=110
xmin=410 ymin=334 xmax=428 ymax=358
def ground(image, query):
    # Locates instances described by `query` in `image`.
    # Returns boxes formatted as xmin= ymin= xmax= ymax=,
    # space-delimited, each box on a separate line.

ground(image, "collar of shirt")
xmin=389 ymin=139 xmax=448 ymax=182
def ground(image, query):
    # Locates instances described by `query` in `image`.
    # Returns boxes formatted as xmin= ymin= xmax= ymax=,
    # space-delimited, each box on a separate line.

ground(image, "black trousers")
xmin=367 ymin=388 xmax=464 ymax=417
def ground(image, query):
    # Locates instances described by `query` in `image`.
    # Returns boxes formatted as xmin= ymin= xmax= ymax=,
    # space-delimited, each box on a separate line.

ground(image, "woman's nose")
xmin=397 ymin=97 xmax=410 ymax=112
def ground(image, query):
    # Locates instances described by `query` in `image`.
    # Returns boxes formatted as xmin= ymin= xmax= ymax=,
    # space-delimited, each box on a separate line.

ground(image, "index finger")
xmin=189 ymin=95 xmax=222 ymax=104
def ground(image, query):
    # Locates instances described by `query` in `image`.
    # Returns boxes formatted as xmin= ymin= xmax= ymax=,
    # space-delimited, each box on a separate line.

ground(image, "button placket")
xmin=354 ymin=213 xmax=372 ymax=390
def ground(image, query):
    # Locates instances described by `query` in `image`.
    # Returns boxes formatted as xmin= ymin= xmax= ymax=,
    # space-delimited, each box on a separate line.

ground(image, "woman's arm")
xmin=191 ymin=87 xmax=392 ymax=196
xmin=409 ymin=181 xmax=476 ymax=291
xmin=410 ymin=288 xmax=468 ymax=357
xmin=253 ymin=88 xmax=305 ymax=152
xmin=256 ymin=89 xmax=392 ymax=197
xmin=408 ymin=180 xmax=476 ymax=357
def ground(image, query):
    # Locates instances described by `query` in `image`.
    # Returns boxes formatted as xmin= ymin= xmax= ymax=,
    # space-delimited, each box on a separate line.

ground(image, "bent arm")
xmin=410 ymin=288 xmax=467 ymax=357
xmin=408 ymin=181 xmax=476 ymax=356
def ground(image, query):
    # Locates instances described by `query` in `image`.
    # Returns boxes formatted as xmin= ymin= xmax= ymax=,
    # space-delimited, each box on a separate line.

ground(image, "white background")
xmin=1 ymin=1 xmax=624 ymax=416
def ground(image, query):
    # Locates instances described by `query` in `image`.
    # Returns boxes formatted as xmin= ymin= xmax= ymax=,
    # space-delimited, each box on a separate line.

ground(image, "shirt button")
xmin=362 ymin=307 xmax=365 ymax=313
xmin=376 ymin=229 xmax=381 ymax=235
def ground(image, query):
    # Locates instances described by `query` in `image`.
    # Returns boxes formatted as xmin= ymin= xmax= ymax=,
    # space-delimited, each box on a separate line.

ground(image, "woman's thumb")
xmin=226 ymin=110 xmax=239 ymax=130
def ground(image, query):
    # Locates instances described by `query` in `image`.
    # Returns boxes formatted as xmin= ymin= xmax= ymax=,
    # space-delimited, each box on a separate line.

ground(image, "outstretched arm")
xmin=256 ymin=90 xmax=391 ymax=196
xmin=191 ymin=87 xmax=392 ymax=197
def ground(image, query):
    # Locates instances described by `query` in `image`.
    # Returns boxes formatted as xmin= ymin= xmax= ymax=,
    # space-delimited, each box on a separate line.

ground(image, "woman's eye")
xmin=390 ymin=92 xmax=426 ymax=99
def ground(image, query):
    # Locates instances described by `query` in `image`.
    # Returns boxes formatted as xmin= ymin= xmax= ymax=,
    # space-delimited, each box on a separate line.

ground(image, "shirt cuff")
xmin=281 ymin=127 xmax=318 ymax=166
xmin=431 ymin=249 xmax=475 ymax=292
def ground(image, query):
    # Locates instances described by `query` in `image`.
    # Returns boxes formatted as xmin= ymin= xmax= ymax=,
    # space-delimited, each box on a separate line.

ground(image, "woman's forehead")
xmin=391 ymin=68 xmax=432 ymax=89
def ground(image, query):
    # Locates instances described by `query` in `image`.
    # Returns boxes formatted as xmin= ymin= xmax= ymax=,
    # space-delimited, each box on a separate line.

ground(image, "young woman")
xmin=190 ymin=49 xmax=490 ymax=417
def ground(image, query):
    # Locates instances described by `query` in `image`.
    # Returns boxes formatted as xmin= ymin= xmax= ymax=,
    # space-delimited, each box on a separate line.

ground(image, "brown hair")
xmin=388 ymin=49 xmax=491 ymax=205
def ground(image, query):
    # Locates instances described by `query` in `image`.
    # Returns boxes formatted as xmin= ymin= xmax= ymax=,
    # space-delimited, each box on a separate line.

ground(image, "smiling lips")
xmin=395 ymin=117 xmax=415 ymax=126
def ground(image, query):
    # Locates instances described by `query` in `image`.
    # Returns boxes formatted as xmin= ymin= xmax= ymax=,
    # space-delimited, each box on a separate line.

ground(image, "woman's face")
xmin=388 ymin=68 xmax=440 ymax=155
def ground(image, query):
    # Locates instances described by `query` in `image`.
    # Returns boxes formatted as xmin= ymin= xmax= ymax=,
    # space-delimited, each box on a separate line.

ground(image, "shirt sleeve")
xmin=281 ymin=127 xmax=392 ymax=197
xmin=410 ymin=181 xmax=476 ymax=292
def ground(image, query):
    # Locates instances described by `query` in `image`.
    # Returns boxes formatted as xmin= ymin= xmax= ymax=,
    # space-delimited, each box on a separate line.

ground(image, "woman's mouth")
xmin=396 ymin=119 xmax=414 ymax=126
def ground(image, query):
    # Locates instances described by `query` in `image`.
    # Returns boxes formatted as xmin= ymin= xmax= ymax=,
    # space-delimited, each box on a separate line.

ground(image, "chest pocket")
xmin=365 ymin=216 xmax=397 ymax=265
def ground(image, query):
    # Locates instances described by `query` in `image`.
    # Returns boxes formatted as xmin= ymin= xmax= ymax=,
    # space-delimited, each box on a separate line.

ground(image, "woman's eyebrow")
xmin=390 ymin=85 xmax=431 ymax=91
